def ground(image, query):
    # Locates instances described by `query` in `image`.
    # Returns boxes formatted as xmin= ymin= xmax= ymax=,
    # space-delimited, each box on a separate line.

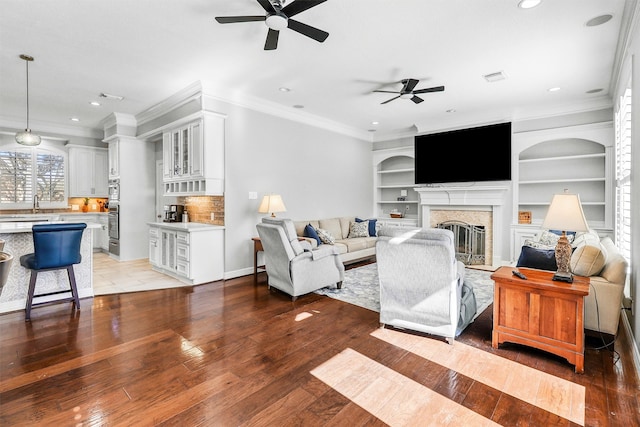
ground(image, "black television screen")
xmin=414 ymin=122 xmax=512 ymax=185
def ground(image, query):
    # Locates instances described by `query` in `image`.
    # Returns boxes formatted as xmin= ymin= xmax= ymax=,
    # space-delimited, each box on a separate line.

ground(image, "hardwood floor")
xmin=0 ymin=262 xmax=639 ymax=426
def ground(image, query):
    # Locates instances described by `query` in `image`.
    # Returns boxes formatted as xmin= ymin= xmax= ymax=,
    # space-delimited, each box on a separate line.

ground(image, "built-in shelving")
xmin=373 ymin=147 xmax=419 ymax=225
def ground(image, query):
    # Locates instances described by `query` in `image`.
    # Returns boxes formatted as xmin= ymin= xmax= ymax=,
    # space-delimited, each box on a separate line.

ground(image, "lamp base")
xmin=552 ymin=271 xmax=574 ymax=283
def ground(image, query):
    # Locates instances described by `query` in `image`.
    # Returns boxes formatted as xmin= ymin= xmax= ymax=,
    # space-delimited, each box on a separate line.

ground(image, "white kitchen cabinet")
xmin=148 ymin=226 xmax=160 ymax=266
xmin=108 ymin=139 xmax=120 ymax=179
xmin=68 ymin=146 xmax=108 ymax=197
xmin=162 ymin=113 xmax=224 ymax=196
xmin=148 ymin=223 xmax=224 ymax=285
xmin=59 ymin=213 xmax=107 ymax=250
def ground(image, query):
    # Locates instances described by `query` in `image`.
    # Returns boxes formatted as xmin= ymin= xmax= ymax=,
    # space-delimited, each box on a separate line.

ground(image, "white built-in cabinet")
xmin=148 ymin=223 xmax=224 ymax=285
xmin=510 ymin=122 xmax=613 ymax=262
xmin=67 ymin=145 xmax=108 ymax=197
xmin=108 ymin=139 xmax=119 ymax=179
xmin=373 ymin=147 xmax=420 ymax=227
xmin=162 ymin=113 xmax=224 ymax=196
xmin=59 ymin=213 xmax=109 ymax=251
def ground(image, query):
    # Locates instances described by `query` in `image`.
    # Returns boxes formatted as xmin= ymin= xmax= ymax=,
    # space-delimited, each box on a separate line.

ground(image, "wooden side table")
xmin=252 ymin=237 xmax=265 ymax=280
xmin=490 ymin=266 xmax=590 ymax=373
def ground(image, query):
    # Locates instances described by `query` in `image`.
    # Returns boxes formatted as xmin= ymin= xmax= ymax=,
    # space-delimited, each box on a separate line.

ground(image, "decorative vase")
xmin=82 ymin=205 xmax=88 ymax=212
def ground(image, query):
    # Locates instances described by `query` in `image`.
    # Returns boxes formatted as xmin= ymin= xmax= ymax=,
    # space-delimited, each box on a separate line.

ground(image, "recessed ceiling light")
xmin=446 ymin=109 xmax=456 ymax=113
xmin=548 ymin=87 xmax=561 ymax=92
xmin=586 ymin=88 xmax=604 ymax=94
xmin=89 ymin=101 xmax=101 ymax=106
xmin=586 ymin=14 xmax=613 ymax=27
xmin=368 ymin=129 xmax=377 ymax=132
xmin=279 ymin=87 xmax=291 ymax=92
xmin=371 ymin=121 xmax=379 ymax=125
xmin=293 ymin=105 xmax=304 ymax=109
xmin=518 ymin=0 xmax=541 ymax=9
xmin=70 ymin=117 xmax=80 ymax=122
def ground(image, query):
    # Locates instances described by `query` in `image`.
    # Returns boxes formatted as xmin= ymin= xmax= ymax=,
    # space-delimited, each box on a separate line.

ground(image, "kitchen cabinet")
xmin=161 ymin=113 xmax=224 ymax=196
xmin=59 ymin=213 xmax=108 ymax=250
xmin=148 ymin=222 xmax=224 ymax=285
xmin=108 ymin=139 xmax=120 ymax=179
xmin=67 ymin=146 xmax=108 ymax=197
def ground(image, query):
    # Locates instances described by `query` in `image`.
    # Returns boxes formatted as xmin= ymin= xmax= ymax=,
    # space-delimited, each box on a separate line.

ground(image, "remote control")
xmin=512 ymin=270 xmax=527 ymax=280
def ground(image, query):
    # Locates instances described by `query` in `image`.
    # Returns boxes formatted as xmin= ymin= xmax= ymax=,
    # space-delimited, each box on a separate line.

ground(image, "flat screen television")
xmin=414 ymin=122 xmax=512 ymax=185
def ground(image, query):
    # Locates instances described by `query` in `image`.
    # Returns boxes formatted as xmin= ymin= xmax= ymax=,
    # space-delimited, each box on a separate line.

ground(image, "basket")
xmin=389 ymin=213 xmax=404 ymax=219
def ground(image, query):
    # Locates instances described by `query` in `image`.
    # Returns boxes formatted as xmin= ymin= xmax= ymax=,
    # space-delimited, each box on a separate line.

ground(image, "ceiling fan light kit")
xmin=16 ymin=54 xmax=41 ymax=146
xmin=215 ymin=0 xmax=329 ymax=50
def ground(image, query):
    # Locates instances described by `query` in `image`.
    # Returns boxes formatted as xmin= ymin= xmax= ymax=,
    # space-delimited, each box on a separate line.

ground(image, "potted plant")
xmin=82 ymin=197 xmax=89 ymax=212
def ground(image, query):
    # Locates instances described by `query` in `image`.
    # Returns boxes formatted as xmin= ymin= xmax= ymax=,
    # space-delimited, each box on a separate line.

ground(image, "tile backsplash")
xmin=181 ymin=196 xmax=224 ymax=226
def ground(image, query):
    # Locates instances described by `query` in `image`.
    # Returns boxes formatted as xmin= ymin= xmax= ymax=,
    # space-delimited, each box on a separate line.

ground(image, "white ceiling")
xmin=0 ymin=0 xmax=629 ymax=142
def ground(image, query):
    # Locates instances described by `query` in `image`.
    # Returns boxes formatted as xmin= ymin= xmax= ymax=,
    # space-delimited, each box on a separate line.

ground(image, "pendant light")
xmin=15 ymin=54 xmax=41 ymax=146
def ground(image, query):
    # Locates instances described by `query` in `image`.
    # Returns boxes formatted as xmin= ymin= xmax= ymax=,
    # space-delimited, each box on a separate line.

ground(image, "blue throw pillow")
xmin=304 ymin=224 xmax=322 ymax=246
xmin=516 ymin=245 xmax=557 ymax=271
xmin=356 ymin=217 xmax=378 ymax=237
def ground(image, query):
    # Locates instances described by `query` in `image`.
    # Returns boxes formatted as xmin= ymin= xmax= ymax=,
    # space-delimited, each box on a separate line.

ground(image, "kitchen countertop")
xmin=0 ymin=221 xmax=101 ymax=234
xmin=147 ymin=222 xmax=225 ymax=232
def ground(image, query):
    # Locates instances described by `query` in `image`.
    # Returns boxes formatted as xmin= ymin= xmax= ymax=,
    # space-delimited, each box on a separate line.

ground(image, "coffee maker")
xmin=163 ymin=204 xmax=184 ymax=222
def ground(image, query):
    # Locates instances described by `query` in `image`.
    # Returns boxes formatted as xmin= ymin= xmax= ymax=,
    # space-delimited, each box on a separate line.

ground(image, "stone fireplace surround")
xmin=415 ymin=185 xmax=510 ymax=267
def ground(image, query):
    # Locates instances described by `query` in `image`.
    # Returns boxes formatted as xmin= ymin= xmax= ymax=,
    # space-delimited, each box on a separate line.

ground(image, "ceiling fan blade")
xmin=256 ymin=0 xmax=277 ymax=14
xmin=281 ymin=0 xmax=327 ymax=17
xmin=381 ymin=96 xmax=401 ymax=105
xmin=412 ymin=85 xmax=445 ymax=94
xmin=373 ymin=90 xmax=401 ymax=94
xmin=411 ymin=96 xmax=424 ymax=104
xmin=264 ymin=28 xmax=280 ymax=50
xmin=287 ymin=19 xmax=329 ymax=42
xmin=215 ymin=16 xmax=266 ymax=24
xmin=403 ymin=79 xmax=420 ymax=93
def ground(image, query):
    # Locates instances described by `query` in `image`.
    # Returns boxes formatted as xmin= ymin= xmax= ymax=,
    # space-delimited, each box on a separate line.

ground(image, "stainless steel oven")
xmin=108 ymin=202 xmax=120 ymax=255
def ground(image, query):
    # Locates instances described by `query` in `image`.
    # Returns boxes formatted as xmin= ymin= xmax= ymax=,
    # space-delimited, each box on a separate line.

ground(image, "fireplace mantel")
xmin=415 ymin=184 xmax=510 ymax=266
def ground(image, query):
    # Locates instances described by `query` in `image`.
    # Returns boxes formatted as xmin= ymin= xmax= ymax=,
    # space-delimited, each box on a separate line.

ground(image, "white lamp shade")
xmin=258 ymin=194 xmax=287 ymax=216
xmin=541 ymin=193 xmax=589 ymax=232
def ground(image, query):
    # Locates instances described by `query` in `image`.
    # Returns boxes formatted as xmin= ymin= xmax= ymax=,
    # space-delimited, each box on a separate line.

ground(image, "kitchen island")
xmin=0 ymin=221 xmax=100 ymax=315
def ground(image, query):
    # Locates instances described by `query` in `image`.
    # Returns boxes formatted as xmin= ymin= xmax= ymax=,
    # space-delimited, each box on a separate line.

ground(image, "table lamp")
xmin=258 ymin=194 xmax=287 ymax=217
xmin=541 ymin=191 xmax=589 ymax=283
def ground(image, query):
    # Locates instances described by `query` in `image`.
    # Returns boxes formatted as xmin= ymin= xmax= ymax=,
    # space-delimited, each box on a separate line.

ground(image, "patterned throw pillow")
xmin=538 ymin=230 xmax=575 ymax=246
xmin=523 ymin=239 xmax=555 ymax=250
xmin=349 ymin=221 xmax=369 ymax=238
xmin=315 ymin=228 xmax=335 ymax=245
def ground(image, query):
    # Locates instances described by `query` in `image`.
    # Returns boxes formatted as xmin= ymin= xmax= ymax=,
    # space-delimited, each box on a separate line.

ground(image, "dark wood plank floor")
xmin=0 ymin=268 xmax=639 ymax=426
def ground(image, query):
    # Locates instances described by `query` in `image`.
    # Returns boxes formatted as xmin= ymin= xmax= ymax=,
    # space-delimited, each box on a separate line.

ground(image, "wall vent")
xmin=483 ymin=71 xmax=507 ymax=82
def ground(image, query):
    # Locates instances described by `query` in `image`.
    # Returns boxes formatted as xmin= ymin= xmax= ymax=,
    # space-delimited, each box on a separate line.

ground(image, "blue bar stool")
xmin=20 ymin=223 xmax=87 ymax=321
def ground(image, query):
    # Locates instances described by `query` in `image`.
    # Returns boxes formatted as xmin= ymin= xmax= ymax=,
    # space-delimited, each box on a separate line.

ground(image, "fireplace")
xmin=415 ymin=185 xmax=509 ymax=267
xmin=437 ymin=220 xmax=486 ymax=265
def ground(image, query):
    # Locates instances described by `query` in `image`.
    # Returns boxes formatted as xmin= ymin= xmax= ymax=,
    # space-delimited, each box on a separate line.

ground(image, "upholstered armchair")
xmin=256 ymin=217 xmax=344 ymax=300
xmin=376 ymin=227 xmax=466 ymax=344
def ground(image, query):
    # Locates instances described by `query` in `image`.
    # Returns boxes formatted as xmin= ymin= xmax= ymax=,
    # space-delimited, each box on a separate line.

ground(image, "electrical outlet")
xmin=405 ymin=205 xmax=410 ymax=212
xmin=210 ymin=212 xmax=215 ymax=220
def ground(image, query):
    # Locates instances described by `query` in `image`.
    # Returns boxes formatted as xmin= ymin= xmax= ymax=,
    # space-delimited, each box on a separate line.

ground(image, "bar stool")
xmin=20 ymin=223 xmax=87 ymax=321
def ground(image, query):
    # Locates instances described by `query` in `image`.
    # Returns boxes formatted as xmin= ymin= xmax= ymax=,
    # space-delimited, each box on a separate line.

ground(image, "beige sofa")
xmin=293 ymin=217 xmax=377 ymax=264
xmin=519 ymin=229 xmax=628 ymax=337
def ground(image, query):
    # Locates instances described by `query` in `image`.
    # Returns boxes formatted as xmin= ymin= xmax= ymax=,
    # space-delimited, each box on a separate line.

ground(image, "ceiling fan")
xmin=215 ymin=0 xmax=329 ymax=50
xmin=374 ymin=79 xmax=445 ymax=104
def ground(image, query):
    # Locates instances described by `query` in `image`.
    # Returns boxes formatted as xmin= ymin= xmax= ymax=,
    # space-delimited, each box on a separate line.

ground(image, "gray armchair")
xmin=376 ymin=227 xmax=466 ymax=344
xmin=256 ymin=217 xmax=344 ymax=300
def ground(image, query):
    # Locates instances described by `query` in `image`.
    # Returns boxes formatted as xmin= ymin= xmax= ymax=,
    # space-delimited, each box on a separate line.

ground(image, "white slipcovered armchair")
xmin=376 ymin=227 xmax=466 ymax=344
xmin=256 ymin=217 xmax=344 ymax=300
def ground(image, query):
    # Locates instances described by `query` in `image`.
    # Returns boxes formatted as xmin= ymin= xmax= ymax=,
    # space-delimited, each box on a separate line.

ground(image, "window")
xmin=614 ymin=86 xmax=631 ymax=298
xmin=0 ymin=147 xmax=66 ymax=207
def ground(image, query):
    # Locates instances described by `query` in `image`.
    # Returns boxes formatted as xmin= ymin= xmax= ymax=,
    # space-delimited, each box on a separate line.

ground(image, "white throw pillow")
xmin=570 ymin=243 xmax=607 ymax=277
xmin=315 ymin=228 xmax=335 ymax=245
xmin=349 ymin=221 xmax=369 ymax=238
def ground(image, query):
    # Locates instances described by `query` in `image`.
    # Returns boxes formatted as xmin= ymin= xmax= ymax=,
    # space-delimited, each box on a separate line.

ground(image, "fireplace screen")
xmin=437 ymin=220 xmax=486 ymax=265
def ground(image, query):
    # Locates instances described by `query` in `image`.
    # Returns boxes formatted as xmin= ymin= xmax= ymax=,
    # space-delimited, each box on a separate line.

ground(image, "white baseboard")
xmin=224 ymin=267 xmax=254 ymax=280
xmin=621 ymin=312 xmax=640 ymax=381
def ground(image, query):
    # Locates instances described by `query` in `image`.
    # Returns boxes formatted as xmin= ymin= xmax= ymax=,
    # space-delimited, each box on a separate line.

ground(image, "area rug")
xmin=315 ymin=263 xmax=494 ymax=320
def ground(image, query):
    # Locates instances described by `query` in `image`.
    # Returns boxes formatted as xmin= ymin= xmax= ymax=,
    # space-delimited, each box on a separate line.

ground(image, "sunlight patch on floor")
xmin=311 ymin=347 xmax=500 ymax=426
xmin=371 ymin=327 xmax=585 ymax=426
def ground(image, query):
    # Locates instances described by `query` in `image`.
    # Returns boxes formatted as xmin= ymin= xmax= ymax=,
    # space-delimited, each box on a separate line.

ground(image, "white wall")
xmin=612 ymin=0 xmax=640 ymax=360
xmin=217 ymin=102 xmax=374 ymax=276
